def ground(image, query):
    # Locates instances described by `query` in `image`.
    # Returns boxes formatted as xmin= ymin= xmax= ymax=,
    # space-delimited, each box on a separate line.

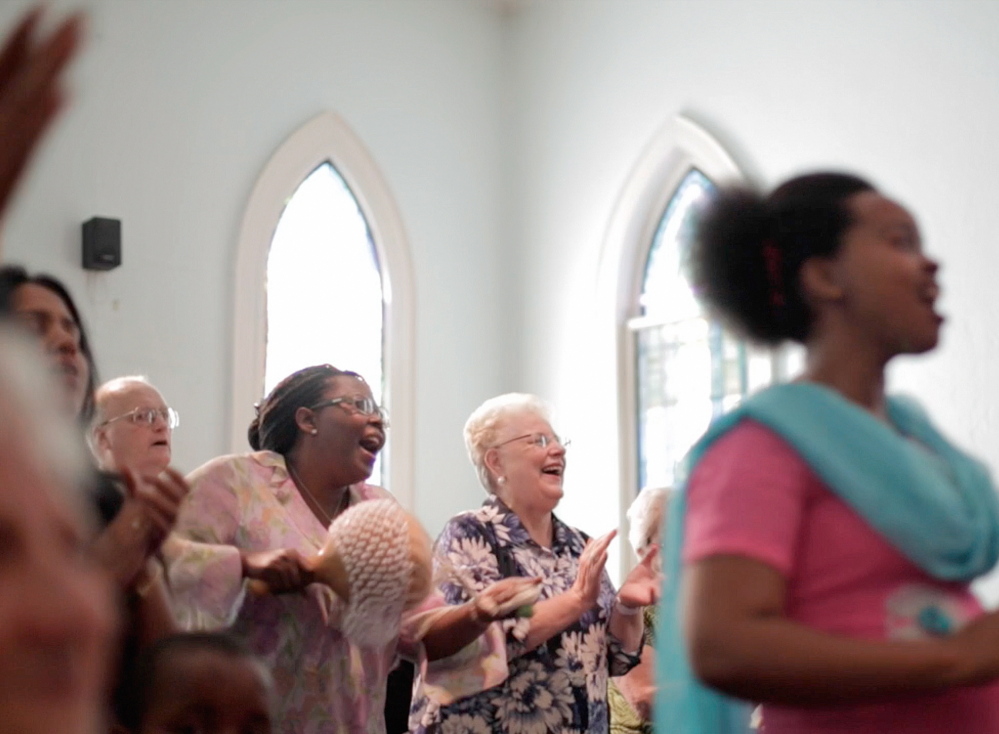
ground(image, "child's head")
xmin=117 ymin=632 xmax=274 ymax=734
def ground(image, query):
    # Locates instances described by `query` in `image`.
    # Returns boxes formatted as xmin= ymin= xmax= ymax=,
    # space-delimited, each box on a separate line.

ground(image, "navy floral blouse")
xmin=408 ymin=496 xmax=642 ymax=734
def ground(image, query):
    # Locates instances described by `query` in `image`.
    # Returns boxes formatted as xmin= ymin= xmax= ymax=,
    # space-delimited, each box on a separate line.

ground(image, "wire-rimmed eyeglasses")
xmin=99 ymin=407 xmax=180 ymax=430
xmin=312 ymin=395 xmax=390 ymax=427
xmin=493 ymin=432 xmax=570 ymax=450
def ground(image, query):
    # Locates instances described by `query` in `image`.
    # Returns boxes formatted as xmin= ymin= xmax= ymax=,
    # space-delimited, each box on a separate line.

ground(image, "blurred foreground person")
xmin=0 ymin=328 xmax=117 ymax=734
xmin=660 ymin=172 xmax=999 ymax=733
xmin=115 ymin=632 xmax=275 ymax=734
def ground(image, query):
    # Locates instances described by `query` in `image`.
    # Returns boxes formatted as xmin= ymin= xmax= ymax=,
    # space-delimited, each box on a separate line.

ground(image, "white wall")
xmin=506 ymin=0 xmax=999 ymax=578
xmin=6 ymin=0 xmax=999 ymax=564
xmin=0 ymin=0 xmax=511 ymax=535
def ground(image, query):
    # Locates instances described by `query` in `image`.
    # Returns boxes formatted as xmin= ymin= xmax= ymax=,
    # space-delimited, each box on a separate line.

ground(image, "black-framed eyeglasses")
xmin=493 ymin=432 xmax=570 ymax=450
xmin=312 ymin=395 xmax=389 ymax=427
xmin=99 ymin=407 xmax=180 ymax=430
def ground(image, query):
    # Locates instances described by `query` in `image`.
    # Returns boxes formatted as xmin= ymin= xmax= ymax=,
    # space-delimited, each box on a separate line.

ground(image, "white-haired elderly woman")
xmin=609 ymin=487 xmax=667 ymax=734
xmin=409 ymin=393 xmax=661 ymax=734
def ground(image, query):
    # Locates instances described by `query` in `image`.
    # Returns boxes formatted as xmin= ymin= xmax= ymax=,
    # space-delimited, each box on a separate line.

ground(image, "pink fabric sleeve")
xmin=403 ymin=516 xmax=536 ymax=707
xmin=164 ymin=456 xmax=247 ymax=630
xmin=683 ymin=421 xmax=810 ymax=577
xmin=406 ymin=602 xmax=516 ymax=707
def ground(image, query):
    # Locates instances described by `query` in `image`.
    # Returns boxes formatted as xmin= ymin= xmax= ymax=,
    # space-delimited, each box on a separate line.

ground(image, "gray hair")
xmin=463 ymin=392 xmax=551 ymax=492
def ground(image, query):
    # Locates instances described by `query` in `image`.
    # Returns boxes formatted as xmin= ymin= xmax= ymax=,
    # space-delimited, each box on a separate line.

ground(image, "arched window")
xmin=233 ymin=113 xmax=414 ymax=504
xmin=600 ymin=117 xmax=804 ymax=577
xmin=599 ymin=116 xmax=766 ymax=578
xmin=265 ymin=161 xmax=386 ymax=482
xmin=628 ymin=167 xmax=775 ymax=495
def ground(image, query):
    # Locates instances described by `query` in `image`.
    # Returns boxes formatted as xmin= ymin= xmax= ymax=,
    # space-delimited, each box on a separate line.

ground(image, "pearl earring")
xmin=310 ymin=429 xmax=318 ymax=436
xmin=497 ymin=476 xmax=506 ymax=485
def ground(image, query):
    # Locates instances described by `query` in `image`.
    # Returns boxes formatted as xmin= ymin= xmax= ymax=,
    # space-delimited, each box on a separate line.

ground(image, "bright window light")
xmin=630 ymin=168 xmax=773 ymax=493
xmin=265 ymin=161 xmax=385 ymax=482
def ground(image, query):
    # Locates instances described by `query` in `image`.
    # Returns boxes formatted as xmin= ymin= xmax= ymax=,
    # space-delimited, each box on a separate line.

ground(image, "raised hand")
xmin=571 ymin=529 xmax=616 ymax=610
xmin=617 ymin=544 xmax=662 ymax=609
xmin=0 ymin=7 xmax=83 ymax=229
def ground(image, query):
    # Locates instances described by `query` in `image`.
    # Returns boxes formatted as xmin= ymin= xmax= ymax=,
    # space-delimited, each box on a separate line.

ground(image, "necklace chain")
xmin=287 ymin=461 xmax=348 ymax=526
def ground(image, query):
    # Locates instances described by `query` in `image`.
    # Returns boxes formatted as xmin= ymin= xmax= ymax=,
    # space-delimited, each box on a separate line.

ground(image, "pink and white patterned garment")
xmin=164 ymin=451 xmax=451 ymax=734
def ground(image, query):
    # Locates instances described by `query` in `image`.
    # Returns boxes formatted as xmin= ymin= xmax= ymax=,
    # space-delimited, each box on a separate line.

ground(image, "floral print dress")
xmin=164 ymin=451 xmax=445 ymax=734
xmin=409 ymin=496 xmax=642 ymax=734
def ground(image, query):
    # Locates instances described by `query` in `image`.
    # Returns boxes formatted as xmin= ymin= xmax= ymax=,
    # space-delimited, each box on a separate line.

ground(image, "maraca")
xmin=250 ymin=498 xmax=433 ymax=647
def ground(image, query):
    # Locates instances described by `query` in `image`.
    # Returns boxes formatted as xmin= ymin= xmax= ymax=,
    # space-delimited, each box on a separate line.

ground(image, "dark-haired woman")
xmin=0 ymin=265 xmax=98 ymax=423
xmin=165 ymin=366 xmax=390 ymax=734
xmin=165 ymin=365 xmax=535 ymax=734
xmin=657 ymin=173 xmax=999 ymax=733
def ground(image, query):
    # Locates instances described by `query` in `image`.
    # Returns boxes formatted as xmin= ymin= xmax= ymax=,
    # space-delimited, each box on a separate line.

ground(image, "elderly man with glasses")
xmin=90 ymin=375 xmax=187 ymax=586
xmin=92 ymin=375 xmax=179 ymax=479
xmin=89 ymin=375 xmax=189 ymax=730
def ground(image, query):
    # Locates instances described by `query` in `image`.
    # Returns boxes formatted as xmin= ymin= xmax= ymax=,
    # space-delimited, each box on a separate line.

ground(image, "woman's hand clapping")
xmin=570 ymin=530 xmax=616 ymax=611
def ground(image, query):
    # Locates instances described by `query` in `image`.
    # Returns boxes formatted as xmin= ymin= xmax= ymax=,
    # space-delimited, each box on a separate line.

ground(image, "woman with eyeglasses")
xmin=408 ymin=393 xmax=661 ymax=734
xmin=165 ymin=365 xmax=540 ymax=734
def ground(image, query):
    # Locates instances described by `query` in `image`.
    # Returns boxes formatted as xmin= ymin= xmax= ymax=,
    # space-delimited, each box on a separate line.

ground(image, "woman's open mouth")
xmin=359 ymin=432 xmax=385 ymax=457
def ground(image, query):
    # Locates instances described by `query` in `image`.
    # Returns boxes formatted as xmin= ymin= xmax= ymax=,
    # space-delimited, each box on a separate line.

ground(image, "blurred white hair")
xmin=464 ymin=393 xmax=551 ymax=492
xmin=627 ymin=486 xmax=668 ymax=571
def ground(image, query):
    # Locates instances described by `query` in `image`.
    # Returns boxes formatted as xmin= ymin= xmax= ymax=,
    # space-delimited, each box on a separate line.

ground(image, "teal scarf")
xmin=655 ymin=382 xmax=999 ymax=734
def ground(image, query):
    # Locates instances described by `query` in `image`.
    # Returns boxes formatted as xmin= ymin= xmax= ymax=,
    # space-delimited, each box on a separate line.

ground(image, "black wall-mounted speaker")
xmin=82 ymin=217 xmax=121 ymax=271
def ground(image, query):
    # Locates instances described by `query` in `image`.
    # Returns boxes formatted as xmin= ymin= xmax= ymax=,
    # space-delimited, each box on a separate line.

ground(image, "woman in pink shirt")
xmin=659 ymin=172 xmax=999 ymax=733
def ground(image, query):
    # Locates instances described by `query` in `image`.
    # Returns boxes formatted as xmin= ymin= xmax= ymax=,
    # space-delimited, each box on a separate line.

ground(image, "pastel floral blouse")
xmin=409 ymin=496 xmax=642 ymax=734
xmin=164 ymin=451 xmax=442 ymax=734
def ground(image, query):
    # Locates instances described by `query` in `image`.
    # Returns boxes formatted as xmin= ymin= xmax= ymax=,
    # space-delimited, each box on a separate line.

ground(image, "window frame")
xmin=600 ymin=115 xmax=745 ymax=578
xmin=232 ymin=112 xmax=415 ymax=508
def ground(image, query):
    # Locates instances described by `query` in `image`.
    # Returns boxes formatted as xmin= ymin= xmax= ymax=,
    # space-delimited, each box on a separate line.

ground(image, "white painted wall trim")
xmin=597 ymin=114 xmax=744 ymax=578
xmin=232 ymin=111 xmax=417 ymax=508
